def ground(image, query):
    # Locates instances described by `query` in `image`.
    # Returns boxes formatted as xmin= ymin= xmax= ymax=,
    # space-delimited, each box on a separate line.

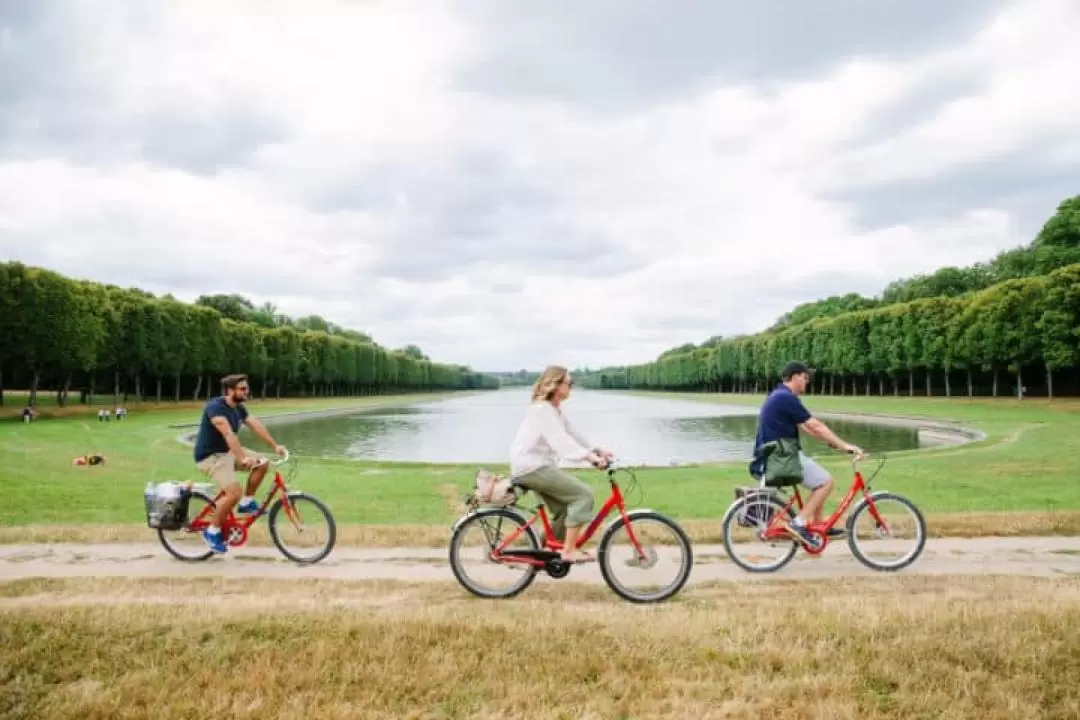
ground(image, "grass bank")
xmin=1 ymin=391 xmax=1078 ymax=544
xmin=1 ymin=575 xmax=1078 ymax=718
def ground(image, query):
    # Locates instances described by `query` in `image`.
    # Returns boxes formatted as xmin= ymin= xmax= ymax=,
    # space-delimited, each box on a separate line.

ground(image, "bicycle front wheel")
xmin=846 ymin=491 xmax=926 ymax=571
xmin=448 ymin=508 xmax=541 ymax=599
xmin=267 ymin=492 xmax=337 ymax=564
xmin=598 ymin=511 xmax=693 ymax=603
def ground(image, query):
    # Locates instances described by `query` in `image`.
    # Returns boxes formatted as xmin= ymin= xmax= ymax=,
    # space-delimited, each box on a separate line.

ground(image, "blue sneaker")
xmin=202 ymin=529 xmax=227 ymax=553
xmin=236 ymin=499 xmax=259 ymax=514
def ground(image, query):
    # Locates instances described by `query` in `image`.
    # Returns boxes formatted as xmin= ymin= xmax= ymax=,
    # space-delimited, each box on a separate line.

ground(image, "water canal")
xmin=260 ymin=389 xmax=942 ymax=466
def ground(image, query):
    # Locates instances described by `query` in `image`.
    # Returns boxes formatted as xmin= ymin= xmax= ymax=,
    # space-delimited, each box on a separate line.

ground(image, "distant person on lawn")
xmin=192 ymin=374 xmax=287 ymax=554
xmin=751 ymin=361 xmax=864 ymax=550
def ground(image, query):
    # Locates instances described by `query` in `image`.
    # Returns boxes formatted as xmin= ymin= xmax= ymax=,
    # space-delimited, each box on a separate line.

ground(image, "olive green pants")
xmin=514 ymin=465 xmax=594 ymax=541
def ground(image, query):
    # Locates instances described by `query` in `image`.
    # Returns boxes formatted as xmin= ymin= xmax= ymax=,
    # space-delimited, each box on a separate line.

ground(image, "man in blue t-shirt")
xmin=193 ymin=373 xmax=286 ymax=553
xmin=751 ymin=361 xmax=863 ymax=549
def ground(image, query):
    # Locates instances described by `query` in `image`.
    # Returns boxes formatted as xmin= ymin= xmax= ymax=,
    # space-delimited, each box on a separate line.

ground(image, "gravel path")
xmin=0 ymin=537 xmax=1076 ymax=585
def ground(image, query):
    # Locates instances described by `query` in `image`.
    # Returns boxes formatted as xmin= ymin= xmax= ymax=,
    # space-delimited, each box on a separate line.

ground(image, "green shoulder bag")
xmin=760 ymin=437 xmax=804 ymax=487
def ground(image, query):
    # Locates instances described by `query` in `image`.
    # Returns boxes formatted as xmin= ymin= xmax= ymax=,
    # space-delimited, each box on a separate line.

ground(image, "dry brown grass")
xmin=1 ymin=574 xmax=1078 ymax=719
xmin=3 ymin=509 xmax=1079 ymax=549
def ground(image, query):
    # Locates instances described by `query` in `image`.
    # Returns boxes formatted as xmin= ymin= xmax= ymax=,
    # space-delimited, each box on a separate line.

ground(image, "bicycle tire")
xmin=448 ymin=507 xmax=541 ymax=599
xmin=267 ymin=491 xmax=337 ymax=564
xmin=845 ymin=491 xmax=927 ymax=571
xmin=720 ymin=494 xmax=798 ymax=573
xmin=157 ymin=489 xmax=216 ymax=562
xmin=597 ymin=510 xmax=694 ymax=603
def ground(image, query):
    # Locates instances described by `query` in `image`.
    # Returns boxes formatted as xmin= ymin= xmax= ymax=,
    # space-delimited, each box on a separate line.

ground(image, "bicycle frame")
xmin=760 ymin=457 xmax=888 ymax=550
xmin=185 ymin=461 xmax=300 ymax=544
xmin=489 ymin=467 xmax=647 ymax=567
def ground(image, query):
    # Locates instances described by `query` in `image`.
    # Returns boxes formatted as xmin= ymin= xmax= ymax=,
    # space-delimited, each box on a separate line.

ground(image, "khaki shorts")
xmin=195 ymin=447 xmax=266 ymax=489
xmin=798 ymin=452 xmax=832 ymax=490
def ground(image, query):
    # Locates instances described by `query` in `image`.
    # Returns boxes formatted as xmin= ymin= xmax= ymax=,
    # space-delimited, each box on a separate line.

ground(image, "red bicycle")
xmin=720 ymin=452 xmax=926 ymax=573
xmin=150 ymin=450 xmax=337 ymax=564
xmin=448 ymin=460 xmax=694 ymax=603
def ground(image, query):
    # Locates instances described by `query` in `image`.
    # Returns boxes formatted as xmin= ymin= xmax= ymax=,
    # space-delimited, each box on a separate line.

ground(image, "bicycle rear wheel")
xmin=598 ymin=511 xmax=693 ymax=603
xmin=158 ymin=489 xmax=216 ymax=562
xmin=448 ymin=508 xmax=541 ymax=599
xmin=720 ymin=493 xmax=798 ymax=573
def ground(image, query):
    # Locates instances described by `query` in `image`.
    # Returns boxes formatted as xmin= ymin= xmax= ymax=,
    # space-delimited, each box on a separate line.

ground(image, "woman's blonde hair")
xmin=531 ymin=365 xmax=569 ymax=402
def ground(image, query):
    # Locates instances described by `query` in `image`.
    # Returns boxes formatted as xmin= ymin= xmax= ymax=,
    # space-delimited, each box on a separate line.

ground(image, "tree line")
xmin=763 ymin=195 xmax=1080 ymax=331
xmin=578 ymin=195 xmax=1080 ymax=399
xmin=0 ymin=262 xmax=499 ymax=407
xmin=189 ymin=291 xmax=378 ymax=344
xmin=584 ymin=263 xmax=1080 ymax=399
xmin=488 ymin=369 xmax=542 ymax=387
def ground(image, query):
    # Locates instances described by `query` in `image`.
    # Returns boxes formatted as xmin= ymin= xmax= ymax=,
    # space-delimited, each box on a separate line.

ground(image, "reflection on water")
xmin=667 ymin=416 xmax=919 ymax=456
xmin=259 ymin=388 xmax=924 ymax=465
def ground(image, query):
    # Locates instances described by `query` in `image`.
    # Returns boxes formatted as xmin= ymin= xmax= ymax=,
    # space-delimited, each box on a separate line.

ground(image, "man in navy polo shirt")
xmin=752 ymin=361 xmax=863 ymax=549
xmin=193 ymin=373 xmax=286 ymax=553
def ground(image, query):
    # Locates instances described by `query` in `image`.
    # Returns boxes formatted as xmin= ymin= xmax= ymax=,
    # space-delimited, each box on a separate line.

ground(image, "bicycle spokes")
xmin=601 ymin=515 xmax=690 ymax=601
xmin=622 ymin=545 xmax=658 ymax=569
xmin=722 ymin=494 xmax=800 ymax=572
xmin=156 ymin=492 xmax=217 ymax=561
xmin=848 ymin=495 xmax=924 ymax=568
xmin=453 ymin=512 xmax=539 ymax=596
xmin=268 ymin=495 xmax=332 ymax=562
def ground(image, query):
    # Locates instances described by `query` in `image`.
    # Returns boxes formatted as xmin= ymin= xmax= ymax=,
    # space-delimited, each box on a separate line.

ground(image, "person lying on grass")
xmin=72 ymin=454 xmax=106 ymax=466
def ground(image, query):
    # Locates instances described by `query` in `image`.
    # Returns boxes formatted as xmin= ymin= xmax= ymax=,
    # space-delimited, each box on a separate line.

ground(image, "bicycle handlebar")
xmin=594 ymin=457 xmax=623 ymax=474
xmin=252 ymin=448 xmax=291 ymax=467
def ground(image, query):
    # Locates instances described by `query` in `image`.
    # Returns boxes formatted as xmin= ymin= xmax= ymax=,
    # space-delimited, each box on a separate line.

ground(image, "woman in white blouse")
xmin=509 ymin=365 xmax=614 ymax=563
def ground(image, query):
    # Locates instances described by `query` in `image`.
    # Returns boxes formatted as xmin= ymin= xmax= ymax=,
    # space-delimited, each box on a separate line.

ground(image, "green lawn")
xmin=628 ymin=391 xmax=1080 ymax=515
xmin=1 ymin=390 xmax=1077 ymax=534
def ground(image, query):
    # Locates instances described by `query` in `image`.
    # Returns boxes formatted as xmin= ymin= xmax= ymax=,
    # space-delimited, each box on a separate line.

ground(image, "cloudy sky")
xmin=2 ymin=0 xmax=1078 ymax=372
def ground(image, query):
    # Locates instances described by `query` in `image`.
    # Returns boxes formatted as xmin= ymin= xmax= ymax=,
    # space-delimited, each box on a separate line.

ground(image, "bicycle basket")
xmin=144 ymin=482 xmax=192 ymax=531
xmin=734 ymin=486 xmax=779 ymax=528
xmin=471 ymin=468 xmax=516 ymax=507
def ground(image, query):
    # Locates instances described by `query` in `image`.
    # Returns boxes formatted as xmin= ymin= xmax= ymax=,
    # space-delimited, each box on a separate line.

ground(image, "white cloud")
xmin=0 ymin=0 xmax=1077 ymax=372
xmin=819 ymin=0 xmax=1080 ymax=188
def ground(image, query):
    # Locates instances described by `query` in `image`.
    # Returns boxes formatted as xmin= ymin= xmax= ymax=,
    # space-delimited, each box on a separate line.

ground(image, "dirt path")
xmin=0 ymin=536 xmax=1076 ymax=585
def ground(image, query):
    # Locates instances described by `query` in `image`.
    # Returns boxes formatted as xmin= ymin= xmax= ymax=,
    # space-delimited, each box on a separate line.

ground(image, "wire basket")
xmin=144 ymin=483 xmax=192 ymax=531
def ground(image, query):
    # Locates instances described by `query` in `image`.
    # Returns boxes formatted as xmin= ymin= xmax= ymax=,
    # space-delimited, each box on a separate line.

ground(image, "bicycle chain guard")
xmin=226 ymin=524 xmax=248 ymax=547
xmin=544 ymin=557 xmax=572 ymax=578
xmin=801 ymin=527 xmax=828 ymax=555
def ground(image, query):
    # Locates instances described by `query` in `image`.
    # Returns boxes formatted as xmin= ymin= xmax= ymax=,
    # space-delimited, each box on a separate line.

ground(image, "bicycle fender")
xmin=450 ymin=512 xmax=477 ymax=533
